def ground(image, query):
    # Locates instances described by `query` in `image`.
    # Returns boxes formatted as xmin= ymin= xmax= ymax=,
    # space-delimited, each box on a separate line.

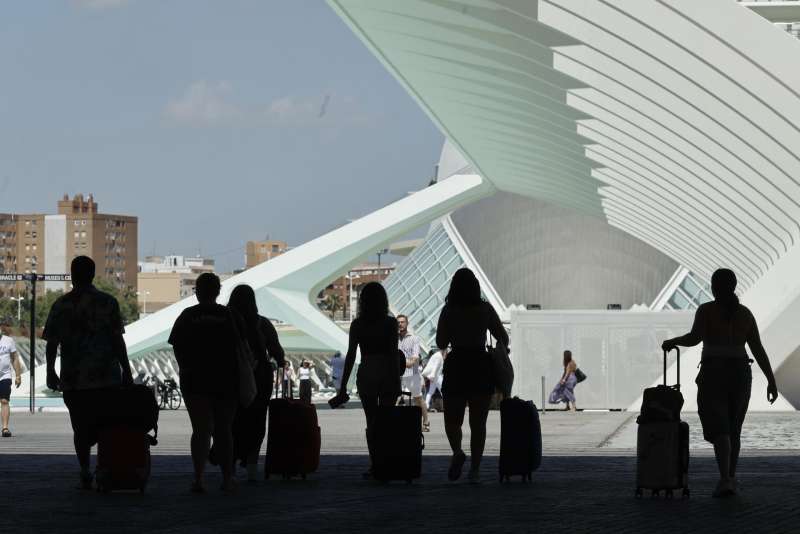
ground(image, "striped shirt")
xmin=399 ymin=332 xmax=421 ymax=378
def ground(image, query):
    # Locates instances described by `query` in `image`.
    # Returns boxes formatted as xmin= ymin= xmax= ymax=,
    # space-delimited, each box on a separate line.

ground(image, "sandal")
xmin=422 ymin=422 xmax=430 ymax=433
xmin=448 ymin=450 xmax=466 ymax=481
xmin=1 ymin=428 xmax=11 ymax=438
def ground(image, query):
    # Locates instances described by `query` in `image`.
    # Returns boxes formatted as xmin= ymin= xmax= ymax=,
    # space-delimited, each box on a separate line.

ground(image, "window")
xmin=74 ymin=231 xmax=80 ymax=239
xmin=81 ymin=220 xmax=86 ymax=226
xmin=74 ymin=220 xmax=80 ymax=226
xmin=81 ymin=231 xmax=86 ymax=238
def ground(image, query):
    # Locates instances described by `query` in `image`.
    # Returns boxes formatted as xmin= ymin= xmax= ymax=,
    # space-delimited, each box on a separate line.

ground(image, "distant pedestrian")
xmin=298 ymin=359 xmax=314 ymax=405
xmin=168 ymin=273 xmax=240 ymax=493
xmin=281 ymin=361 xmax=295 ymax=398
xmin=227 ymin=284 xmax=285 ymax=483
xmin=662 ymin=268 xmax=777 ymax=498
xmin=548 ymin=350 xmax=578 ymax=412
xmin=0 ymin=318 xmax=22 ymax=437
xmin=331 ymin=282 xmax=400 ymax=479
xmin=43 ymin=256 xmax=134 ymax=489
xmin=329 ymin=351 xmax=345 ymax=390
xmin=422 ymin=348 xmax=445 ymax=412
xmin=398 ymin=315 xmax=429 ymax=432
xmin=436 ymin=268 xmax=508 ymax=483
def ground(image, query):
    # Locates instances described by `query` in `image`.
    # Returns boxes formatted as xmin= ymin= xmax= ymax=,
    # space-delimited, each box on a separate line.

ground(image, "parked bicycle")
xmin=156 ymin=377 xmax=182 ymax=410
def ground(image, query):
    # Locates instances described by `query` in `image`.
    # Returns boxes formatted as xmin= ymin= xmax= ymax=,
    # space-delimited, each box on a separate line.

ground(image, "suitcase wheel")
xmin=682 ymin=488 xmax=690 ymax=499
xmin=635 ymin=488 xmax=643 ymax=499
xmin=665 ymin=489 xmax=674 ymax=499
xmin=651 ymin=490 xmax=659 ymax=498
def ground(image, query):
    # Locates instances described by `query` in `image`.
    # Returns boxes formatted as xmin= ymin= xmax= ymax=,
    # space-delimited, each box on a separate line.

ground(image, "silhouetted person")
xmin=436 ymin=267 xmax=508 ymax=483
xmin=43 ymin=255 xmax=133 ymax=489
xmin=548 ymin=350 xmax=578 ymax=412
xmin=662 ymin=268 xmax=778 ymax=498
xmin=0 ymin=317 xmax=22 ymax=437
xmin=398 ymin=314 xmax=429 ymax=431
xmin=332 ymin=281 xmax=400 ymax=479
xmin=280 ymin=360 xmax=295 ymax=398
xmin=227 ymin=284 xmax=285 ymax=483
xmin=168 ymin=273 xmax=240 ymax=493
xmin=298 ymin=359 xmax=314 ymax=405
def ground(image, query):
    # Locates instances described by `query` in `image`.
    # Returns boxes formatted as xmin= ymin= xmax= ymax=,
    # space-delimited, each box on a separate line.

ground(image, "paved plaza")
xmin=2 ymin=408 xmax=799 ymax=533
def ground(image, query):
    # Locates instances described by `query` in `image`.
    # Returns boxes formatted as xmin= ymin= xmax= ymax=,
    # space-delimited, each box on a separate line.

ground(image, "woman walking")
xmin=548 ymin=350 xmax=578 ymax=412
xmin=298 ymin=360 xmax=314 ymax=405
xmin=227 ymin=284 xmax=285 ymax=483
xmin=332 ymin=282 xmax=400 ymax=478
xmin=168 ymin=273 xmax=240 ymax=493
xmin=436 ymin=268 xmax=508 ymax=483
xmin=662 ymin=268 xmax=778 ymax=498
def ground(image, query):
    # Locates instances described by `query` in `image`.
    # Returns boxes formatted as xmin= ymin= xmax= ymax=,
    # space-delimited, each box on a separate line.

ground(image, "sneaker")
xmin=78 ymin=471 xmax=93 ymax=491
xmin=448 ymin=450 xmax=466 ymax=481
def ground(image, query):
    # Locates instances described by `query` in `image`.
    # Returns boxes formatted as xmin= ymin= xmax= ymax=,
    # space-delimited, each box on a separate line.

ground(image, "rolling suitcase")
xmin=96 ymin=425 xmax=152 ymax=493
xmin=499 ymin=397 xmax=542 ymax=482
xmin=371 ymin=393 xmax=424 ymax=483
xmin=635 ymin=347 xmax=690 ymax=498
xmin=265 ymin=370 xmax=321 ymax=479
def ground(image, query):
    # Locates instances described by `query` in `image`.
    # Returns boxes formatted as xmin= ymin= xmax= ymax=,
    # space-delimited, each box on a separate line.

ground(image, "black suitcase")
xmin=499 ymin=397 xmax=542 ymax=482
xmin=371 ymin=395 xmax=424 ymax=483
xmin=635 ymin=347 xmax=690 ymax=498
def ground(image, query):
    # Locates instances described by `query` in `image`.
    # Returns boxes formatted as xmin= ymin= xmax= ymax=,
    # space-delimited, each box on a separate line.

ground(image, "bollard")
xmin=541 ymin=375 xmax=545 ymax=414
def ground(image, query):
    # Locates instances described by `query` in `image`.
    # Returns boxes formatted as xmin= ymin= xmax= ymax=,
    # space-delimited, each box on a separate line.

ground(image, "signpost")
xmin=0 ymin=273 xmax=70 ymax=413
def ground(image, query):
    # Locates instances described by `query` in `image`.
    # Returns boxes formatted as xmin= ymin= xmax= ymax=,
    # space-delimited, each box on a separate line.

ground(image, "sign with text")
xmin=0 ymin=273 xmax=71 ymax=282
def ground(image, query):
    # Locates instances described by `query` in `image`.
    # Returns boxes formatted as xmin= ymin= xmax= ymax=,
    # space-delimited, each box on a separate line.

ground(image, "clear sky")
xmin=0 ymin=0 xmax=444 ymax=271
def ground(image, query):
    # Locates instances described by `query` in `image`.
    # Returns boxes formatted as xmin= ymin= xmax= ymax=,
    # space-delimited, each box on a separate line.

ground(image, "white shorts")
xmin=401 ymin=374 xmax=423 ymax=397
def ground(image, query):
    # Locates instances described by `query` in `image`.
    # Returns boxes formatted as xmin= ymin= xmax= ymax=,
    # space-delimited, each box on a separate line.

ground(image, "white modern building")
xmin=17 ymin=0 xmax=800 ymax=411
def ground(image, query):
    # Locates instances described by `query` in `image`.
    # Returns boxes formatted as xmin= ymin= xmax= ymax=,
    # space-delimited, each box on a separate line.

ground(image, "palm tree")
xmin=322 ymin=293 xmax=343 ymax=319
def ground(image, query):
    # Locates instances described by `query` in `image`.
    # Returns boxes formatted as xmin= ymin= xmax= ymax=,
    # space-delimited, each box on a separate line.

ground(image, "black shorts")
xmin=442 ymin=348 xmax=494 ymax=397
xmin=696 ymin=359 xmax=752 ymax=443
xmin=62 ymin=388 xmax=117 ymax=445
xmin=0 ymin=378 xmax=11 ymax=400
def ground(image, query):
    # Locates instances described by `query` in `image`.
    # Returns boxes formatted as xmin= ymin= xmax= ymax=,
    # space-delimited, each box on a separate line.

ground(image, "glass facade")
xmin=660 ymin=271 xmax=713 ymax=311
xmin=384 ymin=220 xmax=466 ymax=351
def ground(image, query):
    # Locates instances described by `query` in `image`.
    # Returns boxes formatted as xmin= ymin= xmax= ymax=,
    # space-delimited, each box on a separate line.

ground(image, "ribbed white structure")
xmin=328 ymin=0 xmax=800 ymax=409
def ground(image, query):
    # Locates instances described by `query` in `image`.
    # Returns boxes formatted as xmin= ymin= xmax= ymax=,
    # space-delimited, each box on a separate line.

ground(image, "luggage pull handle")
xmin=663 ymin=347 xmax=680 ymax=391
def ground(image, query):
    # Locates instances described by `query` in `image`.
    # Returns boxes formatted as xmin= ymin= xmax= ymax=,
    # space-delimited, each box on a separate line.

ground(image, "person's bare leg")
xmin=730 ymin=433 xmax=742 ymax=480
xmin=415 ymin=396 xmax=429 ymax=426
xmin=443 ymin=395 xmax=467 ymax=480
xmin=712 ymin=434 xmax=734 ymax=496
xmin=467 ymin=395 xmax=491 ymax=473
xmin=184 ymin=395 xmax=212 ymax=491
xmin=212 ymin=397 xmax=238 ymax=492
xmin=0 ymin=399 xmax=9 ymax=430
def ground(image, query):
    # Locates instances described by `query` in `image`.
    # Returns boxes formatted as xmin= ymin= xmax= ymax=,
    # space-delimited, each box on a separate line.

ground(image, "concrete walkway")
xmin=2 ymin=410 xmax=799 ymax=533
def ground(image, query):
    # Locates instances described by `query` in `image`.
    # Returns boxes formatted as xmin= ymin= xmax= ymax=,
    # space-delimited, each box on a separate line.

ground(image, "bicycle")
xmin=156 ymin=378 xmax=182 ymax=410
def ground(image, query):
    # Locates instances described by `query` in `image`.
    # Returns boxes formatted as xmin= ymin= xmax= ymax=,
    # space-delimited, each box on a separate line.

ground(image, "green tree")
xmin=94 ymin=278 xmax=140 ymax=324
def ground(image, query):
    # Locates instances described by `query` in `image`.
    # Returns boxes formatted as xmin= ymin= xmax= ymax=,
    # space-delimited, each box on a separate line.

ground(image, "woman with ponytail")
xmin=662 ymin=268 xmax=778 ymax=498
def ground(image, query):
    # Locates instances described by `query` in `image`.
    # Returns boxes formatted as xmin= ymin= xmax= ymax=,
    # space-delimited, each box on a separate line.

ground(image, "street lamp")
xmin=137 ymin=290 xmax=151 ymax=316
xmin=345 ymin=273 xmax=360 ymax=322
xmin=10 ymin=293 xmax=23 ymax=323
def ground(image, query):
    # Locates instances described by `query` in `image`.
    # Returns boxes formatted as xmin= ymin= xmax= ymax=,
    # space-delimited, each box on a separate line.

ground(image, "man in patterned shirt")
xmin=44 ymin=256 xmax=133 ymax=489
xmin=398 ymin=315 xmax=429 ymax=432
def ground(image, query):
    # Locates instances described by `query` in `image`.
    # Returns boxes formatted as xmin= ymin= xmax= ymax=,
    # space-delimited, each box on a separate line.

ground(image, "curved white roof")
xmin=328 ymin=0 xmax=800 ymax=292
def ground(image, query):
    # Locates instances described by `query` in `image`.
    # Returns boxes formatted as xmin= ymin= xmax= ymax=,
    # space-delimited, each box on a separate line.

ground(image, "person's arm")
xmin=405 ymin=336 xmax=421 ymax=368
xmin=487 ymin=303 xmax=509 ymax=347
xmin=112 ymin=300 xmax=133 ymax=385
xmin=435 ymin=306 xmax=451 ymax=350
xmin=662 ymin=305 xmax=704 ymax=350
xmin=42 ymin=305 xmax=61 ymax=390
xmin=746 ymin=314 xmax=778 ymax=404
xmin=11 ymin=349 xmax=21 ymax=388
xmin=337 ymin=322 xmax=358 ymax=398
xmin=262 ymin=318 xmax=286 ymax=368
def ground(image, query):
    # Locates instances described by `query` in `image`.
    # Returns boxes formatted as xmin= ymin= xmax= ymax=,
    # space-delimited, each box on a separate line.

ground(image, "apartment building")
xmin=0 ymin=194 xmax=138 ymax=294
xmin=245 ymin=239 xmax=289 ymax=269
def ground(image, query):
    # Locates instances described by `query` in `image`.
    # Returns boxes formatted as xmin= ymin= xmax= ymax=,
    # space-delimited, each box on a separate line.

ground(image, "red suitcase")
xmin=265 ymin=371 xmax=320 ymax=479
xmin=96 ymin=425 xmax=152 ymax=493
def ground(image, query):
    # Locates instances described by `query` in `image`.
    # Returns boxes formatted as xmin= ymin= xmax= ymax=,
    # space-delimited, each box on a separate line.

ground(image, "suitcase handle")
xmin=663 ymin=347 xmax=680 ymax=390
